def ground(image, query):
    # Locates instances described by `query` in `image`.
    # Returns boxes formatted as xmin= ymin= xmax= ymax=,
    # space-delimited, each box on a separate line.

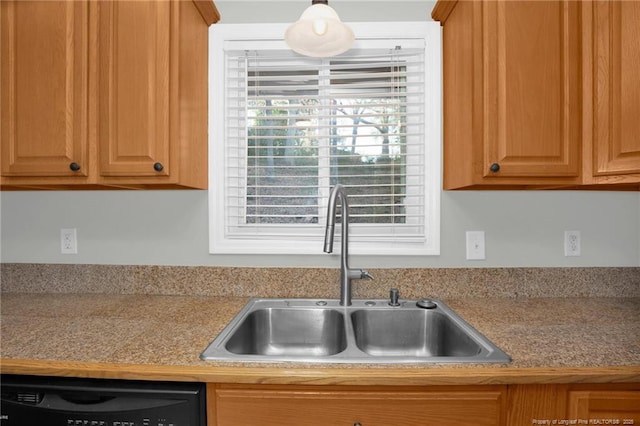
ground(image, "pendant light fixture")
xmin=285 ymin=0 xmax=355 ymax=57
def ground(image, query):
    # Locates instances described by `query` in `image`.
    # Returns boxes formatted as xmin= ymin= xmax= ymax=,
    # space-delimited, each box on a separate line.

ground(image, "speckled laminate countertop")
xmin=1 ymin=293 xmax=639 ymax=385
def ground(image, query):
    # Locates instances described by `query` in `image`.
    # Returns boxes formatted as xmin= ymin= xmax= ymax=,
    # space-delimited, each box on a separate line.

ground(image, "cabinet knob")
xmin=153 ymin=162 xmax=164 ymax=172
xmin=354 ymin=423 xmax=362 ymax=426
xmin=489 ymin=163 xmax=500 ymax=173
xmin=69 ymin=162 xmax=81 ymax=172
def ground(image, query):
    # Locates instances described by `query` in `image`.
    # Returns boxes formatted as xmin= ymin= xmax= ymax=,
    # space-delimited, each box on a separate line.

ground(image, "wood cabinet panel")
xmin=591 ymin=1 xmax=640 ymax=179
xmin=98 ymin=0 xmax=171 ymax=178
xmin=505 ymin=384 xmax=640 ymax=426
xmin=211 ymin=385 xmax=507 ymax=426
xmin=567 ymin=390 xmax=640 ymax=422
xmin=1 ymin=1 xmax=90 ymax=177
xmin=507 ymin=385 xmax=567 ymax=426
xmin=435 ymin=0 xmax=582 ymax=189
xmin=483 ymin=0 xmax=581 ymax=179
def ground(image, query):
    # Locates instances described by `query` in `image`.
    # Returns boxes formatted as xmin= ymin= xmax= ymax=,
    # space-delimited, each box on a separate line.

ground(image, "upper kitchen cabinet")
xmin=1 ymin=1 xmax=91 ymax=181
xmin=582 ymin=0 xmax=640 ymax=188
xmin=433 ymin=0 xmax=640 ymax=190
xmin=433 ymin=0 xmax=582 ymax=189
xmin=0 ymin=0 xmax=219 ymax=190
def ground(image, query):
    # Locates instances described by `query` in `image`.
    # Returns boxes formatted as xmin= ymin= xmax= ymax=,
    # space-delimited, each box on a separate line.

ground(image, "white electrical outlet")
xmin=564 ymin=230 xmax=581 ymax=257
xmin=60 ymin=228 xmax=78 ymax=254
xmin=466 ymin=231 xmax=486 ymax=260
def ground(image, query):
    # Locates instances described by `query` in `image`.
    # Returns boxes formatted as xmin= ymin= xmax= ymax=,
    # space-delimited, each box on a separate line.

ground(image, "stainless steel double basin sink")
xmin=200 ymin=298 xmax=511 ymax=364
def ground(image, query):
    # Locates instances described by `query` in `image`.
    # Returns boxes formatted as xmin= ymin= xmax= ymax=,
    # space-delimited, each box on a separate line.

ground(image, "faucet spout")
xmin=323 ymin=184 xmax=372 ymax=306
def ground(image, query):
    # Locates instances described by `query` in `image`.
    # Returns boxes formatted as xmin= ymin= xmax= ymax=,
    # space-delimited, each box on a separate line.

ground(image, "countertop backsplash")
xmin=1 ymin=263 xmax=639 ymax=299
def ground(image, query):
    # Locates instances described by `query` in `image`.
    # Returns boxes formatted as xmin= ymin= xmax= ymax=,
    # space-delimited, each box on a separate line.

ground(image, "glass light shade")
xmin=285 ymin=3 xmax=355 ymax=57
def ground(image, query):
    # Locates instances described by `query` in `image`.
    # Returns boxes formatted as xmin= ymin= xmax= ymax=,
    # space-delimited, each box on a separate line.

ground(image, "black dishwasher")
xmin=0 ymin=375 xmax=206 ymax=426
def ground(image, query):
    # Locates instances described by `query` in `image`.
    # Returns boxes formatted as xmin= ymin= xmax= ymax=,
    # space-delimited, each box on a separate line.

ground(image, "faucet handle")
xmin=360 ymin=270 xmax=374 ymax=280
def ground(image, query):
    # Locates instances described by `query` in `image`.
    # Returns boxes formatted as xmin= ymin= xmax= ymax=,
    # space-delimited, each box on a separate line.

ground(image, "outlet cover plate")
xmin=466 ymin=231 xmax=485 ymax=260
xmin=564 ymin=230 xmax=581 ymax=257
xmin=60 ymin=228 xmax=78 ymax=254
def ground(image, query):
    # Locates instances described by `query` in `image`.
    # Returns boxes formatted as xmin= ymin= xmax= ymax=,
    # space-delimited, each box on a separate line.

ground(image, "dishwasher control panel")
xmin=65 ymin=418 xmax=178 ymax=426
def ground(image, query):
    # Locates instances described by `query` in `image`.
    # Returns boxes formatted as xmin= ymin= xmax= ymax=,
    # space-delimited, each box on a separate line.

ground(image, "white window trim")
xmin=209 ymin=22 xmax=442 ymax=255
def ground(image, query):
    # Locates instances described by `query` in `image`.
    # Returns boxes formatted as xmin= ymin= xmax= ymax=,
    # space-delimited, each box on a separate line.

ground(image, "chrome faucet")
xmin=323 ymin=184 xmax=373 ymax=306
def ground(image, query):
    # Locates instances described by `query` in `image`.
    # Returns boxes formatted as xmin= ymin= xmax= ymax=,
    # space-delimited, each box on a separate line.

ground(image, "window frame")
xmin=209 ymin=22 xmax=442 ymax=256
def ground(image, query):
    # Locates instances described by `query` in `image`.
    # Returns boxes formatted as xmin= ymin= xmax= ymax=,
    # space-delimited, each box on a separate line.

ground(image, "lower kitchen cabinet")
xmin=207 ymin=383 xmax=640 ymax=426
xmin=508 ymin=384 xmax=640 ymax=426
xmin=567 ymin=389 xmax=640 ymax=422
xmin=208 ymin=384 xmax=507 ymax=426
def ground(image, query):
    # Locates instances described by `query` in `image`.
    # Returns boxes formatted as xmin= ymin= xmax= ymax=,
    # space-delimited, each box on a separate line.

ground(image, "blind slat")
xmin=229 ymin=104 xmax=426 ymax=113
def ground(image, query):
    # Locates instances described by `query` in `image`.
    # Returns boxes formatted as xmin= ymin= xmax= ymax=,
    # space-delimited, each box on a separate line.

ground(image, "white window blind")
xmin=209 ymin=23 xmax=441 ymax=255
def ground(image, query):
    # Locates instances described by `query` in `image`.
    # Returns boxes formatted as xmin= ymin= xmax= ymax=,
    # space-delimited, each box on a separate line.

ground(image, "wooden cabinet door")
xmin=212 ymin=385 xmax=507 ymax=426
xmin=592 ymin=1 xmax=640 ymax=179
xmin=507 ymin=384 xmax=568 ymax=426
xmin=1 ymin=1 xmax=90 ymax=177
xmin=482 ymin=0 xmax=581 ymax=179
xmin=97 ymin=0 xmax=171 ymax=179
xmin=568 ymin=390 xmax=640 ymax=423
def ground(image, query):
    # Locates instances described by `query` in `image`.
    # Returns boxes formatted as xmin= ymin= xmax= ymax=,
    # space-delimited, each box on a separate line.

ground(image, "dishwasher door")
xmin=0 ymin=375 xmax=206 ymax=426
